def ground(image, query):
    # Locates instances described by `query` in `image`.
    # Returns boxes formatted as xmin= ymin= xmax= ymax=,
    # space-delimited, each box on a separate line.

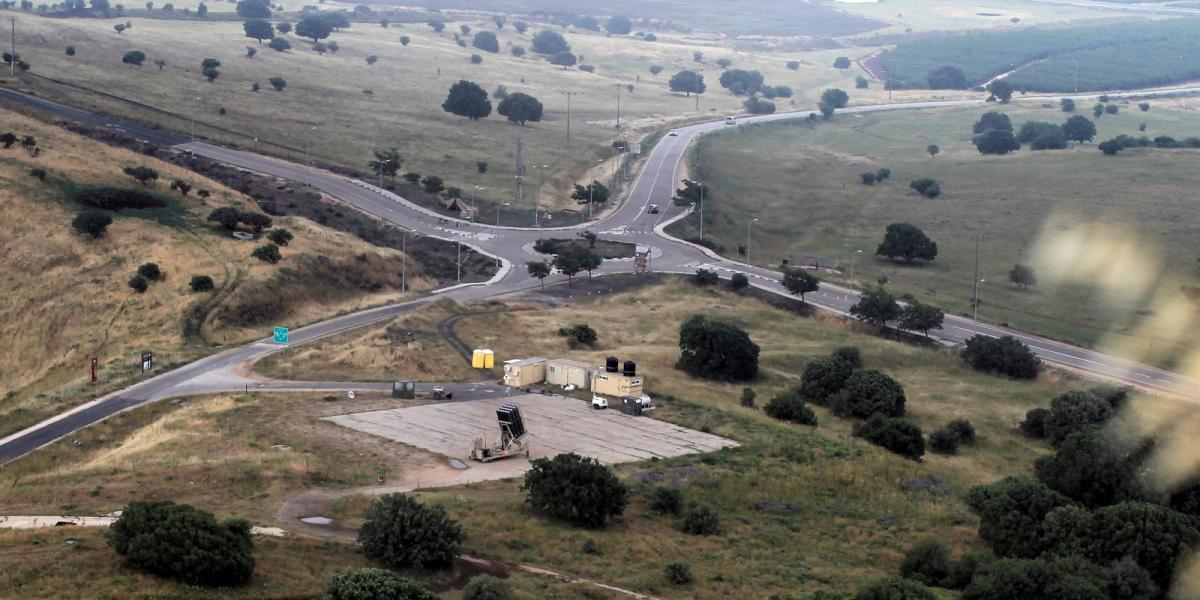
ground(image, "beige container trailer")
xmin=503 ymin=357 xmax=547 ymax=388
xmin=592 ymin=371 xmax=643 ymax=398
xmin=546 ymin=359 xmax=594 ymax=390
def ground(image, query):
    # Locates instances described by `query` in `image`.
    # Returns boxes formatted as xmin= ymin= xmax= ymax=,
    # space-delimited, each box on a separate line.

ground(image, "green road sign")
xmin=273 ymin=326 xmax=289 ymax=344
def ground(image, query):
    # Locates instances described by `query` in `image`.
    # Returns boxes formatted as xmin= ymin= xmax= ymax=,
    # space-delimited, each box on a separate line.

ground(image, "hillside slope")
xmin=0 ymin=108 xmax=433 ymax=436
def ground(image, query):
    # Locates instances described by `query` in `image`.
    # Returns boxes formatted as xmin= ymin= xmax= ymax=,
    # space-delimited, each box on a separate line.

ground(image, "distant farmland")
xmin=880 ymin=19 xmax=1200 ymax=92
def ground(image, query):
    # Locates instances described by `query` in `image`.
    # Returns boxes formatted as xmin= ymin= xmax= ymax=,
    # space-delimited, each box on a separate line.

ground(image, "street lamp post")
xmin=304 ymin=125 xmax=316 ymax=186
xmin=746 ymin=218 xmax=759 ymax=266
xmin=377 ymin=158 xmax=391 ymax=189
xmin=401 ymin=230 xmax=407 ymax=295
xmin=189 ymin=96 xmax=201 ymax=143
xmin=973 ymin=278 xmax=986 ymax=321
xmin=534 ymin=164 xmax=549 ymax=227
xmin=971 ymin=234 xmax=982 ymax=319
xmin=849 ymin=249 xmax=862 ymax=288
xmin=698 ymin=181 xmax=704 ymax=240
xmin=456 ymin=240 xmax=462 ymax=284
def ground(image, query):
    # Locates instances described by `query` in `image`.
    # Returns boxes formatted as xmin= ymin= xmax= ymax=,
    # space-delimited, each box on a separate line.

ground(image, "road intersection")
xmin=1 ymin=85 xmax=1198 ymax=465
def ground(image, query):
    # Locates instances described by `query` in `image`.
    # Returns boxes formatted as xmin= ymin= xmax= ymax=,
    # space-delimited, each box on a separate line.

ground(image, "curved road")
xmin=2 ymin=84 xmax=1199 ymax=465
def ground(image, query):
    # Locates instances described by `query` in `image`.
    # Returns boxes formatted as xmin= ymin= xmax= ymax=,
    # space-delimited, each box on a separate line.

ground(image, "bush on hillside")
xmin=324 ymin=568 xmax=438 ymax=600
xmin=854 ymin=577 xmax=936 ymax=600
xmin=1044 ymin=390 xmax=1114 ymax=446
xmin=73 ymin=187 xmax=166 ymax=210
xmin=799 ymin=357 xmax=855 ymax=405
xmin=648 ymin=486 xmax=683 ymax=516
xmin=834 ymin=369 xmax=906 ymax=419
xmin=106 ymin=500 xmax=254 ymax=586
xmin=524 ymin=453 xmax=628 ymax=527
xmin=899 ymin=539 xmax=951 ymax=587
xmin=128 ymin=274 xmax=149 ymax=293
xmin=358 ymin=493 xmax=463 ymax=569
xmin=72 ymin=211 xmax=113 ymax=238
xmin=852 ymin=415 xmax=925 ymax=460
xmin=832 ymin=346 xmax=863 ymax=368
xmin=1020 ymin=407 xmax=1050 ymax=438
xmin=137 ymin=262 xmax=162 ymax=281
xmin=664 ymin=562 xmax=693 ymax=585
xmin=681 ymin=502 xmax=721 ymax=536
xmin=461 ymin=575 xmax=511 ymax=600
xmin=961 ymin=335 xmax=1041 ymax=379
xmin=189 ymin=275 xmax=215 ymax=292
xmin=764 ymin=390 xmax=818 ymax=425
xmin=676 ymin=315 xmax=759 ymax=382
xmin=929 ymin=428 xmax=960 ymax=454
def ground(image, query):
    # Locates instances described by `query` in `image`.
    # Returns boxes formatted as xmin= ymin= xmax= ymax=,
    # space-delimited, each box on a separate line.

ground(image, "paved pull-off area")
xmin=324 ymin=393 xmax=736 ymax=476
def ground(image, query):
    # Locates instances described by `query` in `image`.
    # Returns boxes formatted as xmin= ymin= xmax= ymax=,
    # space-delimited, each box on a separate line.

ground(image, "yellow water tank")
xmin=483 ymin=349 xmax=495 ymax=368
xmin=472 ymin=349 xmax=486 ymax=369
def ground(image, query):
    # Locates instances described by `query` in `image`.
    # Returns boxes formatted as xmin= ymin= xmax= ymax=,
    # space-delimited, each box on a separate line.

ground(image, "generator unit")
xmin=469 ymin=403 xmax=531 ymax=462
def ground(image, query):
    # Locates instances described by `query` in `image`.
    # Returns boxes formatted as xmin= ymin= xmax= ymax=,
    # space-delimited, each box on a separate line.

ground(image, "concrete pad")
xmin=323 ymin=394 xmax=737 ymax=466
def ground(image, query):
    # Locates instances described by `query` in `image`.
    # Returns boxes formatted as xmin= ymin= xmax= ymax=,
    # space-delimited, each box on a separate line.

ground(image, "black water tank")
xmin=606 ymin=356 xmax=619 ymax=373
xmin=623 ymin=360 xmax=636 ymax=376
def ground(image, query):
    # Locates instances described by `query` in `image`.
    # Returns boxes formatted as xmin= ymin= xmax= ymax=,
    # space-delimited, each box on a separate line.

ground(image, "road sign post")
xmin=90 ymin=357 xmax=98 ymax=382
xmin=140 ymin=351 xmax=153 ymax=373
xmin=273 ymin=326 xmax=289 ymax=345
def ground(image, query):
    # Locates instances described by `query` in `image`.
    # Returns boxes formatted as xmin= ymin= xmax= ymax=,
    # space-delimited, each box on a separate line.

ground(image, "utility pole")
xmin=849 ymin=249 xmax=862 ymax=289
xmin=401 ymin=231 xmax=407 ymax=295
xmin=8 ymin=17 xmax=15 ymax=78
xmin=456 ymin=241 xmax=462 ymax=284
xmin=615 ymin=83 xmax=622 ymax=129
xmin=534 ymin=164 xmax=548 ymax=227
xmin=972 ymin=234 xmax=981 ymax=320
xmin=698 ymin=181 xmax=704 ymax=240
xmin=746 ymin=218 xmax=759 ymax=266
xmin=560 ymin=91 xmax=580 ymax=143
xmin=512 ymin=138 xmax=525 ymax=208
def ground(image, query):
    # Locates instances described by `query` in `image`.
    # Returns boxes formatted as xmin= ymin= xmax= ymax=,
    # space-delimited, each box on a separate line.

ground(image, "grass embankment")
xmin=1 ymin=8 xmax=939 ymax=216
xmin=0 ymin=108 xmax=432 ymax=438
xmin=672 ymin=102 xmax=1200 ymax=369
xmin=273 ymin=279 xmax=1091 ymax=597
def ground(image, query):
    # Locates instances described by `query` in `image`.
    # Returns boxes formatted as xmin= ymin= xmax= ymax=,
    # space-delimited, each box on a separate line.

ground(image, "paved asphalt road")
xmin=2 ymin=84 xmax=1199 ymax=466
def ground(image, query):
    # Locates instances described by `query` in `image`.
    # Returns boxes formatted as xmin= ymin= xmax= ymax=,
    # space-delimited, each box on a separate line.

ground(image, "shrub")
xmin=1044 ymin=389 xmax=1114 ymax=446
xmin=681 ymin=502 xmax=721 ymax=535
xmin=854 ymin=577 xmax=936 ymax=600
xmin=72 ymin=211 xmax=112 ymax=238
xmin=559 ymin=323 xmax=597 ymax=347
xmin=834 ymin=369 xmax=906 ymax=419
xmin=852 ymin=415 xmax=925 ymax=460
xmin=899 ymin=539 xmax=951 ymax=587
xmin=358 ymin=493 xmax=463 ymax=569
xmin=729 ymin=272 xmax=749 ymax=290
xmin=28 ymin=167 xmax=46 ymax=181
xmin=73 ymin=187 xmax=165 ymax=210
xmin=928 ymin=428 xmax=960 ymax=454
xmin=267 ymin=228 xmax=293 ymax=246
xmin=945 ymin=551 xmax=993 ymax=590
xmin=965 ymin=476 xmax=1072 ymax=558
xmin=692 ymin=268 xmax=720 ymax=286
xmin=676 ymin=315 xmax=759 ymax=382
xmin=582 ymin=538 xmax=600 ymax=554
xmin=764 ymin=390 xmax=818 ymax=425
xmin=461 ymin=575 xmax=511 ymax=600
xmin=962 ymin=335 xmax=1041 ymax=379
xmin=137 ymin=262 xmax=162 ymax=281
xmin=1020 ymin=407 xmax=1050 ymax=438
xmin=524 ymin=453 xmax=628 ymax=527
xmin=962 ymin=556 xmax=1106 ymax=600
xmin=189 ymin=275 xmax=215 ymax=292
xmin=739 ymin=387 xmax=756 ymax=408
xmin=946 ymin=418 xmax=976 ymax=444
xmin=324 ymin=568 xmax=438 ymax=600
xmin=664 ymin=562 xmax=693 ymax=585
xmin=251 ymin=243 xmax=282 ymax=264
xmin=128 ymin=274 xmax=149 ymax=293
xmin=832 ymin=346 xmax=863 ymax=368
xmin=909 ymin=178 xmax=941 ymax=198
xmin=800 ymin=357 xmax=854 ymax=405
xmin=648 ymin=486 xmax=683 ymax=516
xmin=106 ymin=500 xmax=254 ymax=586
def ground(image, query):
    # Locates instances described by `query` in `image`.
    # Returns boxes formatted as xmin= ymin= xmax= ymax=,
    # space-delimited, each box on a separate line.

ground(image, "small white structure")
xmin=546 ymin=359 xmax=594 ymax=390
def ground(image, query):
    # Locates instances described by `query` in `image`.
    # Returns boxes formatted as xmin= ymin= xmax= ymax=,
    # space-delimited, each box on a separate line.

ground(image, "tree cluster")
xmin=358 ymin=493 xmax=463 ymax=569
xmin=961 ymin=334 xmax=1041 ymax=379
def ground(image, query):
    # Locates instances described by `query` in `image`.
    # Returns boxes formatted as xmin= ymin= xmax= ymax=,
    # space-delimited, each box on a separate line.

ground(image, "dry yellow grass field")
xmin=0 ymin=108 xmax=433 ymax=436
